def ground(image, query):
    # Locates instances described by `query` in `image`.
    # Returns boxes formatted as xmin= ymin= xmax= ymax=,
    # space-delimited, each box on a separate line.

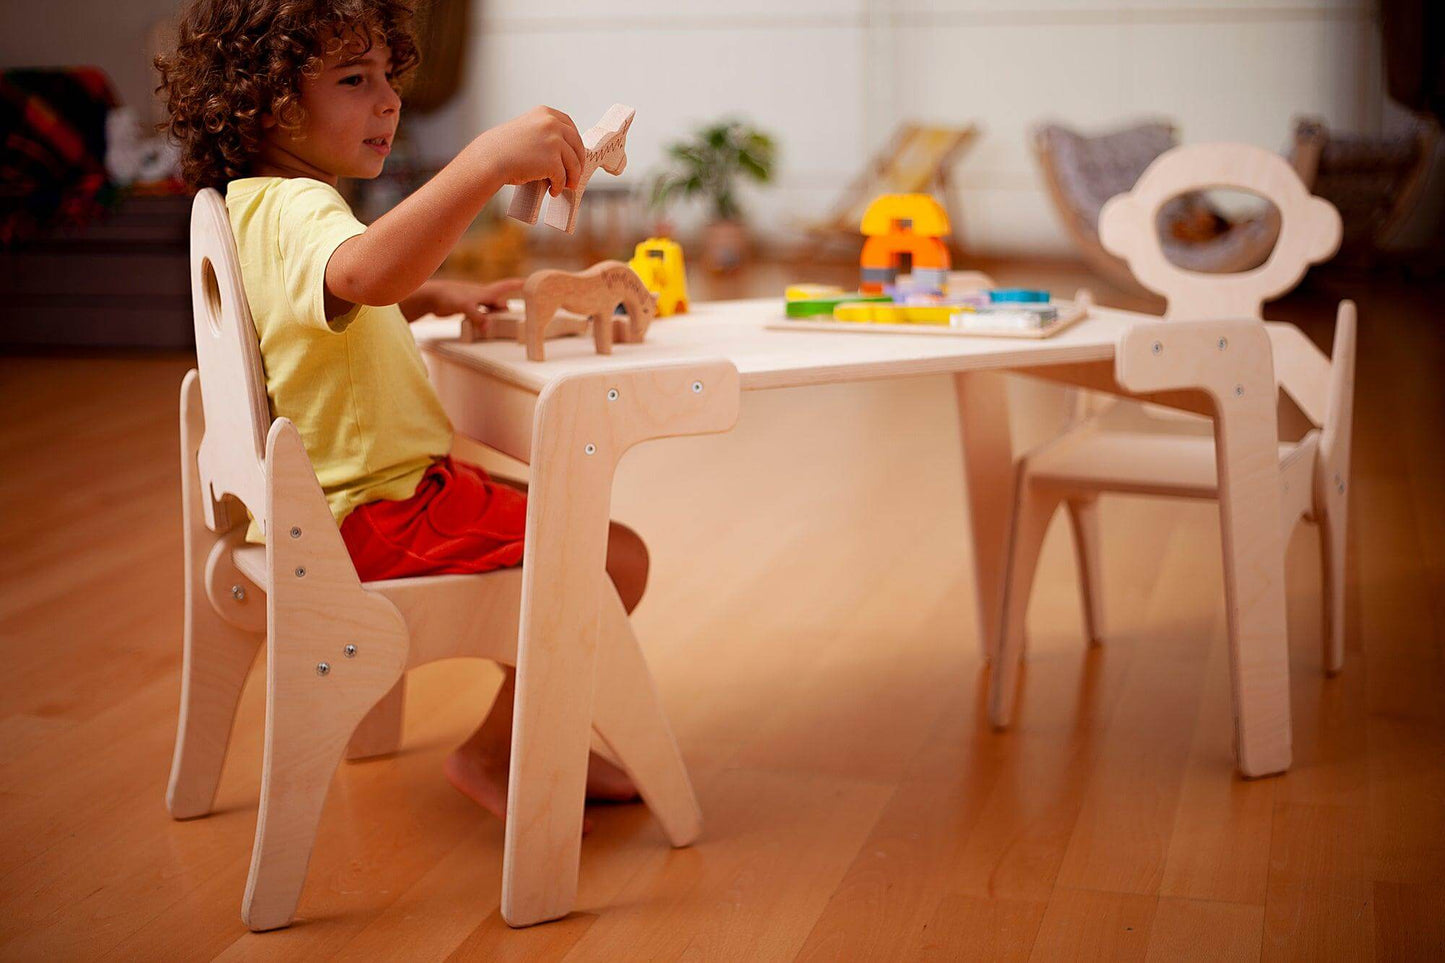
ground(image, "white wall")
xmin=409 ymin=0 xmax=1385 ymax=255
xmin=1 ymin=0 xmax=1386 ymax=255
xmin=0 ymin=0 xmax=179 ymax=126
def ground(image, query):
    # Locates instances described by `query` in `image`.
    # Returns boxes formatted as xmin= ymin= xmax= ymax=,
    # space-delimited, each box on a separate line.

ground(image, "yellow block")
xmin=628 ymin=237 xmax=689 ymax=316
xmin=832 ymin=303 xmax=959 ymax=325
xmin=786 ymin=284 xmax=845 ymax=301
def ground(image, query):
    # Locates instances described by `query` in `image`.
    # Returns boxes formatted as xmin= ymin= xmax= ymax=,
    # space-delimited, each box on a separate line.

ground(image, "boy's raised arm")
xmin=325 ymin=107 xmax=585 ymax=311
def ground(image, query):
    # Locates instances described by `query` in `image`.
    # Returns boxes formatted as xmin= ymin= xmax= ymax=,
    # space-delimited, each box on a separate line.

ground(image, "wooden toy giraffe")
xmin=508 ymin=104 xmax=635 ymax=234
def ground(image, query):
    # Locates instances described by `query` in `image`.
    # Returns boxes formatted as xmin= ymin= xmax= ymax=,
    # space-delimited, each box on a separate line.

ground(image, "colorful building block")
xmin=785 ymin=293 xmax=890 ymax=318
xmin=858 ymin=193 xmax=952 ymax=294
xmin=785 ymin=284 xmax=845 ymax=301
xmin=989 ymin=288 xmax=1050 ymax=303
xmin=833 ymin=302 xmax=962 ymax=325
xmin=628 ymin=237 xmax=689 ymax=316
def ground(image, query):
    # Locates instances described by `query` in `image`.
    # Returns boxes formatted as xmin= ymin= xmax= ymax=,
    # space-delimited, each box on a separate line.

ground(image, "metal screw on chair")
xmin=692 ymin=381 xmax=704 ymax=393
xmin=1234 ymin=384 xmax=1244 ymax=397
xmin=294 ymin=566 xmax=306 ymax=578
xmin=316 ymin=662 xmax=330 ymax=676
xmin=1217 ymin=337 xmax=1228 ymax=351
xmin=344 ymin=644 xmax=357 ymax=658
xmin=607 ymin=388 xmax=619 ymax=401
xmin=290 ymin=526 xmax=302 ymax=538
xmin=1151 ymin=341 xmax=1162 ymax=355
xmin=1335 ymin=473 xmax=1345 ymax=495
xmin=585 ymin=443 xmax=596 ymax=455
xmin=230 ymin=584 xmax=246 ymax=601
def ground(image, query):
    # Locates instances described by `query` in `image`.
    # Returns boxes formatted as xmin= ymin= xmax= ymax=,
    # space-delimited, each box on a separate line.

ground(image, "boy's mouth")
xmin=364 ymin=136 xmax=390 ymax=155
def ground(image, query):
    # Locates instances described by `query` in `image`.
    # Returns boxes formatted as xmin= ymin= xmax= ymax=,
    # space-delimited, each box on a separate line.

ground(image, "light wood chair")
xmin=168 ymin=188 xmax=701 ymax=931
xmin=989 ymin=143 xmax=1353 ymax=728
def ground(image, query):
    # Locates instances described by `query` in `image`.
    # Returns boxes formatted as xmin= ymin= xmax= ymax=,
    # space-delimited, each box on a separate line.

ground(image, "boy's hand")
xmin=472 ymin=106 xmax=586 ymax=197
xmin=401 ymin=277 xmax=525 ymax=325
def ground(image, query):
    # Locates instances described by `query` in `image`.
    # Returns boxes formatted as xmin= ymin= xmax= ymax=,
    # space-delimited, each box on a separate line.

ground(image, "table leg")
xmin=501 ymin=363 xmax=740 ymax=927
xmin=954 ymin=371 xmax=1016 ymax=662
xmin=501 ymin=376 xmax=613 ymax=927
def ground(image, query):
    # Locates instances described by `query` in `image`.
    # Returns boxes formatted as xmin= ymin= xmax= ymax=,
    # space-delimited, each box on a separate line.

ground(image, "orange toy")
xmin=858 ymin=193 xmax=952 ymax=294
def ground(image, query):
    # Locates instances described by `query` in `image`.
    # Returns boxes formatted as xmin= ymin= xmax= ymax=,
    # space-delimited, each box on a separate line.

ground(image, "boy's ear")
xmin=260 ymin=112 xmax=277 ymax=130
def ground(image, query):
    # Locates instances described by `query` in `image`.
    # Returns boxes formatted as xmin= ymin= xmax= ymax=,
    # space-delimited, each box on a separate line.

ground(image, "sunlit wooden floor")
xmin=1 ymin=260 xmax=1442 ymax=960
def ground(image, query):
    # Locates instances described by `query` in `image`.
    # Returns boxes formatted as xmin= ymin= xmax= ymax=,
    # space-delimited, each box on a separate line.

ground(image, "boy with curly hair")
xmin=156 ymin=0 xmax=644 ymax=821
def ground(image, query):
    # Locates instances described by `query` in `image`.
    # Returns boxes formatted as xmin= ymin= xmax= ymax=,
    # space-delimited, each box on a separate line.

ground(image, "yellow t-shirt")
xmin=225 ymin=176 xmax=454 ymax=542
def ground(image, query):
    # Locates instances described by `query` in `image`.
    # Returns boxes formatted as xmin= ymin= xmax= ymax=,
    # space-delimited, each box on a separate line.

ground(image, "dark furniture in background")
xmin=0 ymin=66 xmax=191 ymax=349
xmin=1 ymin=193 xmax=192 ymax=349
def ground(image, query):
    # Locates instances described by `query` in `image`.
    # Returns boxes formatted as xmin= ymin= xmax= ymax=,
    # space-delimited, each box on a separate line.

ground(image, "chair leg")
xmin=241 ymin=630 xmax=406 ymax=931
xmin=989 ymin=479 xmax=1063 ymax=728
xmin=954 ymin=371 xmax=1016 ymax=663
xmin=170 ymin=370 xmax=265 ymax=820
xmin=1064 ymin=496 xmax=1107 ymax=646
xmin=167 ymin=595 xmax=263 ymax=819
xmin=1317 ymin=497 xmax=1348 ymax=676
xmin=591 ymin=588 xmax=701 ymax=847
xmin=167 ymin=576 xmax=263 ymax=819
xmin=346 ymin=679 xmax=406 ymax=761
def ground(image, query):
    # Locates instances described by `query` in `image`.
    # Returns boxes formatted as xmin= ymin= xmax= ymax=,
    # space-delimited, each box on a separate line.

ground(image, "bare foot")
xmin=443 ymin=748 xmax=639 ymax=826
xmin=443 ymin=746 xmax=509 ymax=822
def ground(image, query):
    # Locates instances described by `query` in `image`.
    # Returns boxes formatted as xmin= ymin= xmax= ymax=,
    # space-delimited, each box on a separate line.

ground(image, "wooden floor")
xmin=1 ymin=259 xmax=1442 ymax=960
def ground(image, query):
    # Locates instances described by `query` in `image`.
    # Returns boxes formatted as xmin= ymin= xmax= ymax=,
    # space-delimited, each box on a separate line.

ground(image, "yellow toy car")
xmin=628 ymin=237 xmax=689 ymax=316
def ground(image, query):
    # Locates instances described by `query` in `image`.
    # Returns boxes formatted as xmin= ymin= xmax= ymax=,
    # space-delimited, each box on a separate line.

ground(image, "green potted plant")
xmin=649 ymin=118 xmax=778 ymax=273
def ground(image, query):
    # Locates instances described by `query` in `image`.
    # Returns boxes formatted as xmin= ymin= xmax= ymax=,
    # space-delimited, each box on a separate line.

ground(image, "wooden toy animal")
xmin=458 ymin=306 xmax=633 ymax=348
xmin=508 ymin=104 xmax=635 ymax=234
xmin=523 ymin=261 xmax=656 ymax=361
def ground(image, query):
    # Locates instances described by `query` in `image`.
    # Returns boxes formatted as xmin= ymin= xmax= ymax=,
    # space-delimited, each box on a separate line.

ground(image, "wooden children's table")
xmin=415 ymin=296 xmax=1294 ymax=927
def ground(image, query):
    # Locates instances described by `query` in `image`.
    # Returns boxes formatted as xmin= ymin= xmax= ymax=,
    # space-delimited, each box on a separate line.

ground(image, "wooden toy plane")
xmin=508 ymin=104 xmax=635 ymax=234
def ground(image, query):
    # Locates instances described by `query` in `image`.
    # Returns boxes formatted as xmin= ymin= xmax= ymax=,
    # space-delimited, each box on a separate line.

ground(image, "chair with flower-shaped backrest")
xmin=989 ymin=142 xmax=1353 ymax=727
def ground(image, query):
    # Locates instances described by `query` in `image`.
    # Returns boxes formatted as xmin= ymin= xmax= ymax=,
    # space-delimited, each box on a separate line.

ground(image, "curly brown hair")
xmin=155 ymin=0 xmax=421 ymax=190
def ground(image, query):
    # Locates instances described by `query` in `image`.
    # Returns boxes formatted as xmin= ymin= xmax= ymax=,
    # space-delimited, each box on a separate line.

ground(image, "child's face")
xmin=262 ymin=31 xmax=401 ymax=183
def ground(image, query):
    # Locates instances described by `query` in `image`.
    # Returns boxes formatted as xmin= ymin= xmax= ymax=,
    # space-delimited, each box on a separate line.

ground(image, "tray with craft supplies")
xmin=770 ymin=283 xmax=1093 ymax=340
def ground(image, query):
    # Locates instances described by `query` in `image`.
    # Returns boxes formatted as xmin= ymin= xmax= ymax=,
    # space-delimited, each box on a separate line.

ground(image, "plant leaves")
xmin=648 ymin=118 xmax=778 ymax=221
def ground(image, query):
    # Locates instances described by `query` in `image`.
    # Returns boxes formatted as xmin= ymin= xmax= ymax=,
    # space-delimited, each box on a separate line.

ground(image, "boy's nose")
xmin=377 ymin=86 xmax=400 ymax=116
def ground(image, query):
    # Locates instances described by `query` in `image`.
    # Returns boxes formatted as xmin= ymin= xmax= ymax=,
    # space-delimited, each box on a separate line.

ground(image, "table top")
xmin=415 ymin=297 xmax=1155 ymax=393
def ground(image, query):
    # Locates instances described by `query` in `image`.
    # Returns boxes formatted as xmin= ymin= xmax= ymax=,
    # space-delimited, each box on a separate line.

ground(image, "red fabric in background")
xmin=340 ymin=456 xmax=527 ymax=582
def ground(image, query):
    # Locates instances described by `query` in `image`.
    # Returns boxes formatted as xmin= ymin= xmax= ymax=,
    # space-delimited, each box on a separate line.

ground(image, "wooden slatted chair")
xmin=797 ymin=121 xmax=980 ymax=259
xmin=167 ymin=188 xmax=701 ymax=930
xmin=989 ymin=143 xmax=1353 ymax=727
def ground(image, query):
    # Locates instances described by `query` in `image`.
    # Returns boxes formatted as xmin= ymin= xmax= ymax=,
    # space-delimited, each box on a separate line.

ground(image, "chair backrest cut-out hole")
xmin=200 ymin=257 xmax=224 ymax=337
xmin=1153 ymin=187 xmax=1281 ymax=275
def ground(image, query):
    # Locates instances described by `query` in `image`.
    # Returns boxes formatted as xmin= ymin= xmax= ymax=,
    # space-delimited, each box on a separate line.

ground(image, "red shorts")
xmin=340 ymin=456 xmax=527 ymax=582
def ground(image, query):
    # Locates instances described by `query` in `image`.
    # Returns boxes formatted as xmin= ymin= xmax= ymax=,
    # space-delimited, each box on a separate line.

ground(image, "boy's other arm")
xmin=324 ymin=107 xmax=584 ymax=314
xmin=398 ymin=277 xmax=524 ymax=324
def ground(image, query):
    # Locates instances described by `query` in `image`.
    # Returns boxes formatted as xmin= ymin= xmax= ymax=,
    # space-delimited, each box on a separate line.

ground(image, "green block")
xmin=785 ymin=294 xmax=891 ymax=318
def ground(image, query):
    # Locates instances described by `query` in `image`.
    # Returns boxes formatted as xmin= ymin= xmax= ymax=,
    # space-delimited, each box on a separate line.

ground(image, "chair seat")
xmin=1024 ymin=428 xmax=1314 ymax=499
xmin=233 ymin=544 xmax=267 ymax=586
xmin=230 ymin=543 xmax=504 ymax=595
